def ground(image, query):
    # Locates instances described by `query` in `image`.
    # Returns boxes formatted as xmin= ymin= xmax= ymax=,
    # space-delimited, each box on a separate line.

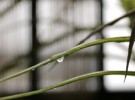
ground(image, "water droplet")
xmin=57 ymin=57 xmax=64 ymax=63
xmin=32 ymin=69 xmax=35 ymax=71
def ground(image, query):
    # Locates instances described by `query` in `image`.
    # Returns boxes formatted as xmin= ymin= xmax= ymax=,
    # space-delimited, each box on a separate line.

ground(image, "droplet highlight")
xmin=57 ymin=57 xmax=64 ymax=63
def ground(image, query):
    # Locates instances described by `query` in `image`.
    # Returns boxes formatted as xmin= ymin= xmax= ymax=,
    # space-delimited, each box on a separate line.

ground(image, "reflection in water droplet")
xmin=57 ymin=57 xmax=64 ymax=63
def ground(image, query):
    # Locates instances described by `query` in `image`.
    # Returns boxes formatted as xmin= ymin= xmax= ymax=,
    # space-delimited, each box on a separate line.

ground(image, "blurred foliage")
xmin=120 ymin=0 xmax=135 ymax=11
xmin=120 ymin=0 xmax=135 ymax=26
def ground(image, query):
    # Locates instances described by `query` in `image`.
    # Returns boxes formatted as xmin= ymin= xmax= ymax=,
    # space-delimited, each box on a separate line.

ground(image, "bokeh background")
xmin=0 ymin=0 xmax=135 ymax=100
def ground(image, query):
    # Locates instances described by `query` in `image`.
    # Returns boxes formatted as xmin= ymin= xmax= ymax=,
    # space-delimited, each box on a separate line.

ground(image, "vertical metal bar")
xmin=97 ymin=0 xmax=105 ymax=92
xmin=30 ymin=0 xmax=38 ymax=91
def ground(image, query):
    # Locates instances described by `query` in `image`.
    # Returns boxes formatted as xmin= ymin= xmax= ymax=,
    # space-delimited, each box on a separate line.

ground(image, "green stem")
xmin=0 ymin=36 xmax=130 ymax=83
xmin=77 ymin=8 xmax=135 ymax=45
xmin=1 ymin=71 xmax=135 ymax=100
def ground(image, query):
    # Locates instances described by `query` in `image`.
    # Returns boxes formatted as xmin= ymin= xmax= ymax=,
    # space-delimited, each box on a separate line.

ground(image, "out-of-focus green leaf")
xmin=120 ymin=0 xmax=135 ymax=23
xmin=121 ymin=0 xmax=135 ymax=11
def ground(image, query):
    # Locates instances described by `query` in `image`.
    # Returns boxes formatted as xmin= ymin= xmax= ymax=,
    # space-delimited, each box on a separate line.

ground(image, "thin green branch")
xmin=1 ymin=71 xmax=135 ymax=100
xmin=77 ymin=9 xmax=135 ymax=45
xmin=0 ymin=36 xmax=131 ymax=83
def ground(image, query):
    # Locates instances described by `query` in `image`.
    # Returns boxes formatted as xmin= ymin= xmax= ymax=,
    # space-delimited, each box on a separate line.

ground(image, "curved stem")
xmin=1 ymin=71 xmax=135 ymax=100
xmin=77 ymin=9 xmax=135 ymax=45
xmin=0 ymin=36 xmax=130 ymax=83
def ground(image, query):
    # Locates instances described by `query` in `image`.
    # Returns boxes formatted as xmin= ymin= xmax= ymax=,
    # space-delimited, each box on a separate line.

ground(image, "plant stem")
xmin=77 ymin=9 xmax=135 ymax=45
xmin=2 ymin=8 xmax=135 ymax=72
xmin=1 ymin=71 xmax=135 ymax=100
xmin=0 ymin=36 xmax=130 ymax=83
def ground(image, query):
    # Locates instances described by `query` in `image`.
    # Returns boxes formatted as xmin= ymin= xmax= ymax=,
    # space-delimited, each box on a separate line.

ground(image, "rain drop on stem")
xmin=57 ymin=57 xmax=64 ymax=63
